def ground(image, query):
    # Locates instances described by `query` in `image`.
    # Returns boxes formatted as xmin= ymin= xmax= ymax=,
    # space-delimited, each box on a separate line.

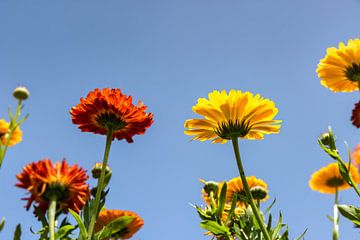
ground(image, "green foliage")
xmin=338 ymin=205 xmax=360 ymax=227
xmin=0 ymin=217 xmax=5 ymax=232
xmin=13 ymin=224 xmax=21 ymax=240
xmin=93 ymin=216 xmax=134 ymax=240
xmin=69 ymin=209 xmax=88 ymax=240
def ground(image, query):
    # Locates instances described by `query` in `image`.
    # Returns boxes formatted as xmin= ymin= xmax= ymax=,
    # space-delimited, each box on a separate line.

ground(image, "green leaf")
xmin=295 ymin=228 xmax=307 ymax=240
xmin=0 ymin=217 xmax=5 ymax=232
xmin=338 ymin=205 xmax=360 ymax=226
xmin=55 ymin=225 xmax=75 ymax=239
xmin=264 ymin=199 xmax=276 ymax=215
xmin=69 ymin=209 xmax=87 ymax=239
xmin=217 ymin=182 xmax=227 ymax=223
xmin=225 ymin=193 xmax=237 ymax=225
xmin=94 ymin=216 xmax=134 ymax=240
xmin=13 ymin=224 xmax=21 ymax=240
xmin=200 ymin=220 xmax=231 ymax=235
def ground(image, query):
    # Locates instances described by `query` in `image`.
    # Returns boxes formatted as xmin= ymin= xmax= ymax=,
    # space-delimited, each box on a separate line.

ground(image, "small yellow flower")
xmin=0 ymin=119 xmax=22 ymax=146
xmin=317 ymin=38 xmax=360 ymax=92
xmin=309 ymin=162 xmax=360 ymax=194
xmin=184 ymin=90 xmax=281 ymax=143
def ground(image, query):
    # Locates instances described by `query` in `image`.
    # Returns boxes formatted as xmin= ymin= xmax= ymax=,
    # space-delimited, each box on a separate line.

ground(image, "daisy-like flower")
xmin=309 ymin=162 xmax=360 ymax=194
xmin=352 ymin=144 xmax=360 ymax=167
xmin=70 ymin=88 xmax=154 ymax=143
xmin=16 ymin=159 xmax=89 ymax=213
xmin=317 ymin=38 xmax=360 ymax=92
xmin=184 ymin=90 xmax=281 ymax=143
xmin=226 ymin=176 xmax=269 ymax=206
xmin=351 ymin=101 xmax=360 ymax=128
xmin=0 ymin=119 xmax=22 ymax=146
xmin=95 ymin=209 xmax=144 ymax=239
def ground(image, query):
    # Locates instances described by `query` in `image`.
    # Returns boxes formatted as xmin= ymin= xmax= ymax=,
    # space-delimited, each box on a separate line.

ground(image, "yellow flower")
xmin=309 ymin=162 xmax=360 ymax=194
xmin=0 ymin=119 xmax=22 ymax=146
xmin=226 ymin=176 xmax=269 ymax=207
xmin=352 ymin=144 xmax=360 ymax=166
xmin=184 ymin=90 xmax=281 ymax=143
xmin=317 ymin=38 xmax=360 ymax=92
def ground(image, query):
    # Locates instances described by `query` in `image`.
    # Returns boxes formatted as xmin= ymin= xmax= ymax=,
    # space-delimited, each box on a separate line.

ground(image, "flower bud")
xmin=203 ymin=181 xmax=219 ymax=196
xmin=13 ymin=86 xmax=29 ymax=100
xmin=320 ymin=132 xmax=331 ymax=146
xmin=91 ymin=163 xmax=112 ymax=179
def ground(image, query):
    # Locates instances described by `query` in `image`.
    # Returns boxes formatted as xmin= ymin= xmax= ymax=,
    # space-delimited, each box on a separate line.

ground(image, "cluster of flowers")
xmin=1 ymin=37 xmax=360 ymax=240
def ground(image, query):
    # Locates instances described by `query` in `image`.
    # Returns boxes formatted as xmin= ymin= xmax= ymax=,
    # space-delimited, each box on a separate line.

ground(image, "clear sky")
xmin=1 ymin=0 xmax=360 ymax=239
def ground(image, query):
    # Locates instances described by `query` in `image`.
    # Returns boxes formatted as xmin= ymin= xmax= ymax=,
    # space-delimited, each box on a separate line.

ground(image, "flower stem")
xmin=231 ymin=136 xmax=271 ymax=240
xmin=86 ymin=126 xmax=114 ymax=240
xmin=48 ymin=195 xmax=57 ymax=240
xmin=333 ymin=189 xmax=339 ymax=240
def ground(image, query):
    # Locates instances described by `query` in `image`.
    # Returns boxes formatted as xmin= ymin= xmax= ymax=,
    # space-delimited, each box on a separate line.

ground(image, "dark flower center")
xmin=326 ymin=177 xmax=344 ymax=188
xmin=345 ymin=63 xmax=360 ymax=83
xmin=44 ymin=182 xmax=70 ymax=202
xmin=96 ymin=112 xmax=127 ymax=130
xmin=214 ymin=120 xmax=251 ymax=140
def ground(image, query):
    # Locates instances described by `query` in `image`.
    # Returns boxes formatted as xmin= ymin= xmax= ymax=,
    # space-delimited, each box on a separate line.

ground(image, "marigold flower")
xmin=95 ymin=209 xmax=144 ymax=239
xmin=226 ymin=176 xmax=269 ymax=206
xmin=184 ymin=90 xmax=281 ymax=143
xmin=0 ymin=119 xmax=22 ymax=146
xmin=16 ymin=159 xmax=89 ymax=213
xmin=309 ymin=162 xmax=360 ymax=194
xmin=317 ymin=38 xmax=360 ymax=92
xmin=70 ymin=88 xmax=154 ymax=143
xmin=352 ymin=144 xmax=360 ymax=167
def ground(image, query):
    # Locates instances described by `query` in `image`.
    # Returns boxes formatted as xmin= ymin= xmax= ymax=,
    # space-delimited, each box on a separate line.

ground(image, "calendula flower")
xmin=0 ymin=119 xmax=22 ymax=146
xmin=70 ymin=88 xmax=154 ymax=143
xmin=226 ymin=176 xmax=269 ymax=206
xmin=317 ymin=38 xmax=360 ymax=92
xmin=95 ymin=209 xmax=144 ymax=239
xmin=309 ymin=162 xmax=360 ymax=194
xmin=184 ymin=90 xmax=281 ymax=143
xmin=16 ymin=159 xmax=89 ymax=213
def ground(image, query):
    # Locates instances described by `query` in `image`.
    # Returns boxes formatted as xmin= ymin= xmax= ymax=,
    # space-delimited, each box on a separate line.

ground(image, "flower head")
xmin=0 ymin=119 xmax=22 ymax=146
xmin=309 ymin=162 xmax=360 ymax=194
xmin=226 ymin=176 xmax=269 ymax=206
xmin=184 ymin=90 xmax=281 ymax=143
xmin=16 ymin=159 xmax=89 ymax=213
xmin=317 ymin=38 xmax=360 ymax=92
xmin=70 ymin=88 xmax=154 ymax=143
xmin=351 ymin=101 xmax=360 ymax=128
xmin=94 ymin=209 xmax=144 ymax=239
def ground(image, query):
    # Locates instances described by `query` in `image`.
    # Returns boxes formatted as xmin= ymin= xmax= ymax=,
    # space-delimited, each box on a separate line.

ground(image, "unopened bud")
xmin=203 ymin=181 xmax=219 ymax=196
xmin=91 ymin=163 xmax=112 ymax=179
xmin=320 ymin=132 xmax=331 ymax=146
xmin=13 ymin=86 xmax=29 ymax=100
xmin=250 ymin=186 xmax=268 ymax=201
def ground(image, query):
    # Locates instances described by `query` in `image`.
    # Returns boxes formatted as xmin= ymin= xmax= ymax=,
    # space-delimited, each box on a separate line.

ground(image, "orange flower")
xmin=16 ymin=159 xmax=89 ymax=214
xmin=309 ymin=162 xmax=360 ymax=194
xmin=352 ymin=144 xmax=360 ymax=167
xmin=226 ymin=176 xmax=269 ymax=207
xmin=0 ymin=119 xmax=22 ymax=146
xmin=70 ymin=88 xmax=154 ymax=143
xmin=95 ymin=209 xmax=144 ymax=239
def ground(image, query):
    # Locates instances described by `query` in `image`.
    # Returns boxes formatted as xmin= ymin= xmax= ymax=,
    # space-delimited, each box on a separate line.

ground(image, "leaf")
xmin=200 ymin=220 xmax=231 ymax=235
xmin=13 ymin=224 xmax=21 ymax=240
xmin=94 ymin=216 xmax=134 ymax=240
xmin=69 ymin=209 xmax=87 ymax=239
xmin=55 ymin=225 xmax=75 ymax=239
xmin=295 ymin=228 xmax=307 ymax=240
xmin=338 ymin=205 xmax=360 ymax=226
xmin=225 ymin=193 xmax=237 ymax=224
xmin=217 ymin=182 xmax=227 ymax=223
xmin=34 ymin=206 xmax=48 ymax=227
xmin=0 ymin=217 xmax=5 ymax=232
xmin=264 ymin=199 xmax=276 ymax=215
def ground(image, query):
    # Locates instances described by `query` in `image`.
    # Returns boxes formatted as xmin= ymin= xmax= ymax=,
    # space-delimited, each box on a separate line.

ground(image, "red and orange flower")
xmin=70 ymin=88 xmax=154 ymax=143
xmin=16 ymin=159 xmax=89 ymax=213
xmin=95 ymin=209 xmax=144 ymax=239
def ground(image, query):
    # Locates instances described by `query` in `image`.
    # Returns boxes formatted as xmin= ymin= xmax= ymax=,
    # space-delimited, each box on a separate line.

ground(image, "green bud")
xmin=13 ymin=86 xmax=29 ymax=100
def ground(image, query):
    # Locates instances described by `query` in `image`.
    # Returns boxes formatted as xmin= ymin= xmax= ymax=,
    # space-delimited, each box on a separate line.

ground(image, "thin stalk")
xmin=333 ymin=189 xmax=339 ymax=240
xmin=231 ymin=136 xmax=271 ymax=240
xmin=48 ymin=195 xmax=57 ymax=240
xmin=86 ymin=126 xmax=114 ymax=240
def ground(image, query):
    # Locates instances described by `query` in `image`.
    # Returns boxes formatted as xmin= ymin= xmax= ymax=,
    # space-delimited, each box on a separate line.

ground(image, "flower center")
xmin=345 ymin=63 xmax=360 ymax=83
xmin=326 ymin=177 xmax=344 ymax=188
xmin=44 ymin=182 xmax=70 ymax=202
xmin=96 ymin=112 xmax=127 ymax=130
xmin=214 ymin=120 xmax=251 ymax=139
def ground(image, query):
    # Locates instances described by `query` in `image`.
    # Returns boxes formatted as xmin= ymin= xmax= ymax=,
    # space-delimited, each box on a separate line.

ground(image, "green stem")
xmin=48 ymin=195 xmax=57 ymax=240
xmin=86 ymin=126 xmax=114 ymax=240
xmin=333 ymin=189 xmax=339 ymax=240
xmin=231 ymin=136 xmax=271 ymax=240
xmin=0 ymin=100 xmax=22 ymax=168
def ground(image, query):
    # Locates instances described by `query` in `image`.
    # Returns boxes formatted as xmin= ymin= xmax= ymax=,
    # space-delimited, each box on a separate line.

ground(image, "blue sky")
xmin=1 ymin=0 xmax=360 ymax=239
